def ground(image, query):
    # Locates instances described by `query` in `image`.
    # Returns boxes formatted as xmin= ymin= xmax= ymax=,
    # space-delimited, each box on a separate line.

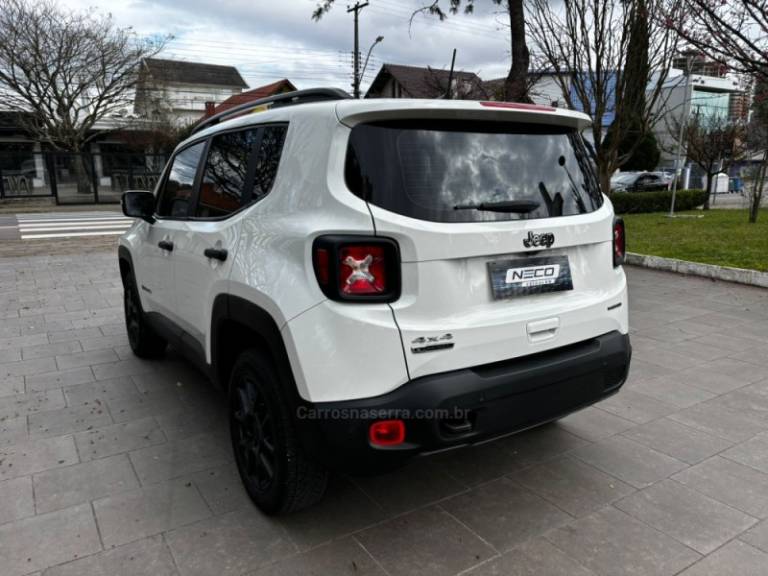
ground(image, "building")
xmin=365 ymin=64 xmax=486 ymax=99
xmin=482 ymin=72 xmax=572 ymax=107
xmin=672 ymin=50 xmax=728 ymax=78
xmin=1 ymin=58 xmax=250 ymax=202
xmin=206 ymin=79 xmax=297 ymax=117
xmin=134 ymin=58 xmax=248 ymax=126
xmin=652 ymin=72 xmax=746 ymax=166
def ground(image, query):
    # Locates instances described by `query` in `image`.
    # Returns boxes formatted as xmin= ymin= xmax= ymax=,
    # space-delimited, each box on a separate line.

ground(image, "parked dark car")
xmin=611 ymin=171 xmax=670 ymax=193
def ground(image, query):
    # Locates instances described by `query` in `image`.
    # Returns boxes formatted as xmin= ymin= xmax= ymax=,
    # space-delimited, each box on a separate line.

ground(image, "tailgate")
xmin=342 ymin=112 xmax=628 ymax=379
xmin=378 ymin=204 xmax=627 ymax=379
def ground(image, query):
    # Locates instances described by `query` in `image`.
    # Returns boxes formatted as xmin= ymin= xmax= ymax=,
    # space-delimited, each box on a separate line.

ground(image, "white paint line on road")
xmin=20 ymin=230 xmax=127 ymax=239
xmin=18 ymin=225 xmax=131 ymax=233
xmin=19 ymin=221 xmax=132 ymax=230
xmin=16 ymin=216 xmax=130 ymax=224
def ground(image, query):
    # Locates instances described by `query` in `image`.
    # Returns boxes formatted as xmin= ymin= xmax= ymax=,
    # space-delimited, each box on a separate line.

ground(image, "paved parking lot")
xmin=1 ymin=251 xmax=767 ymax=576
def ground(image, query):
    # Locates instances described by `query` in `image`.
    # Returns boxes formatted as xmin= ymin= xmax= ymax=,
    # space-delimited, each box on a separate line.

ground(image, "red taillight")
xmin=613 ymin=217 xmax=626 ymax=267
xmin=339 ymin=245 xmax=386 ymax=295
xmin=313 ymin=236 xmax=400 ymax=302
xmin=313 ymin=248 xmax=329 ymax=285
xmin=369 ymin=420 xmax=406 ymax=446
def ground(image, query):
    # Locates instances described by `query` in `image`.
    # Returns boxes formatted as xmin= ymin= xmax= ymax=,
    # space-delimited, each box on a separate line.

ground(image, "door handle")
xmin=204 ymin=247 xmax=228 ymax=262
xmin=158 ymin=240 xmax=174 ymax=252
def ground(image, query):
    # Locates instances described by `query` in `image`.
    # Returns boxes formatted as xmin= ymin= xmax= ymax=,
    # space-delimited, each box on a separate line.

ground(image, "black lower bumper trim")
xmin=300 ymin=331 xmax=631 ymax=474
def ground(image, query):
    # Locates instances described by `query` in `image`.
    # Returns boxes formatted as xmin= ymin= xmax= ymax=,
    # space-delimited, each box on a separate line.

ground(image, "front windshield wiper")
xmin=453 ymin=200 xmax=540 ymax=214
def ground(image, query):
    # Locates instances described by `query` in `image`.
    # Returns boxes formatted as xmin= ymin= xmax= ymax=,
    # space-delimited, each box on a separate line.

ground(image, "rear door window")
xmin=197 ymin=129 xmax=260 ymax=218
xmin=345 ymin=120 xmax=603 ymax=223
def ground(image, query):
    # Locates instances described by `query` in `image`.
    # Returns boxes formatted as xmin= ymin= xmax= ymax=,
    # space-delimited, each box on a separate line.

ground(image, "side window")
xmin=157 ymin=142 xmax=205 ymax=218
xmin=251 ymin=125 xmax=288 ymax=201
xmin=196 ymin=129 xmax=260 ymax=218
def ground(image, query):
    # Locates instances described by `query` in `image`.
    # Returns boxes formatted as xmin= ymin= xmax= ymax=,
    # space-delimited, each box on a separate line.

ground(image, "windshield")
xmin=345 ymin=120 xmax=603 ymax=223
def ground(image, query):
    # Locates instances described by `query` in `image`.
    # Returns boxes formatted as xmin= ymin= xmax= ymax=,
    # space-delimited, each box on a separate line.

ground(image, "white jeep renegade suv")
xmin=119 ymin=89 xmax=631 ymax=514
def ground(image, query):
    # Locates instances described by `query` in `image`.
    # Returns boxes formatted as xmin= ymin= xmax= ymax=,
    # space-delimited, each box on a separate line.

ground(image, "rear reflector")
xmin=480 ymin=101 xmax=556 ymax=112
xmin=369 ymin=420 xmax=406 ymax=446
xmin=613 ymin=217 xmax=626 ymax=267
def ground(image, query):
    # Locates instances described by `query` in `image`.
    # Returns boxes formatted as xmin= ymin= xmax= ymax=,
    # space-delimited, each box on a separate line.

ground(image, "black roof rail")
xmin=192 ymin=88 xmax=352 ymax=134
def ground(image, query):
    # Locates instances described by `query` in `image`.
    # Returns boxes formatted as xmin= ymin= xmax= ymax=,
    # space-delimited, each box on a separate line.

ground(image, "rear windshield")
xmin=345 ymin=120 xmax=603 ymax=223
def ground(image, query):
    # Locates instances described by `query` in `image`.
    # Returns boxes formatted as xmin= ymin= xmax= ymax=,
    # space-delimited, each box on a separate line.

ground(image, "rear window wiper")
xmin=453 ymin=200 xmax=540 ymax=213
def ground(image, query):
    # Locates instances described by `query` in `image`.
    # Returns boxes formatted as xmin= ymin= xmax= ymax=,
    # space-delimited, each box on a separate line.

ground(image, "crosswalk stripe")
xmin=19 ymin=222 xmax=133 ymax=230
xmin=17 ymin=217 xmax=131 ymax=224
xmin=20 ymin=230 xmax=127 ymax=239
xmin=14 ymin=211 xmax=135 ymax=240
xmin=18 ymin=225 xmax=132 ymax=233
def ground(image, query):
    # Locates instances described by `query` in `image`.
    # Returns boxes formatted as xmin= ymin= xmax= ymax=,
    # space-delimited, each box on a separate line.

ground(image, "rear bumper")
xmin=300 ymin=330 xmax=631 ymax=474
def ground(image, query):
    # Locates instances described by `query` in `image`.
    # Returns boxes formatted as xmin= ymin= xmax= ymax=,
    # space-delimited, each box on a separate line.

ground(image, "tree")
xmin=313 ymin=0 xmax=534 ymax=103
xmin=663 ymin=1 xmax=767 ymax=80
xmin=663 ymin=1 xmax=767 ymax=223
xmin=612 ymin=0 xmax=660 ymax=171
xmin=745 ymin=77 xmax=768 ymax=223
xmin=527 ymin=0 xmax=680 ymax=193
xmin=0 ymin=0 xmax=164 ymax=191
xmin=675 ymin=114 xmax=748 ymax=210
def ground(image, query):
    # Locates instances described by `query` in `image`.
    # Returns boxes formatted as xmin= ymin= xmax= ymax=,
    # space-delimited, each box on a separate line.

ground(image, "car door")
xmin=134 ymin=141 xmax=206 ymax=322
xmin=172 ymin=125 xmax=288 ymax=360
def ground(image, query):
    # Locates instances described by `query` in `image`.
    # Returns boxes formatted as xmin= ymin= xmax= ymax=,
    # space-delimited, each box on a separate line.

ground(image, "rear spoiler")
xmin=335 ymin=99 xmax=591 ymax=130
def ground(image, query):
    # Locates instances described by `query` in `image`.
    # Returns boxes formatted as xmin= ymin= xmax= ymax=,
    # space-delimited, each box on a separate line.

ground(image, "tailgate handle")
xmin=527 ymin=318 xmax=559 ymax=342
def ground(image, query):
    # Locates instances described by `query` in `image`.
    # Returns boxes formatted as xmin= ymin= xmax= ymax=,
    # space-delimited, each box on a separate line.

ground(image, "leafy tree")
xmin=612 ymin=0 xmax=660 ymax=171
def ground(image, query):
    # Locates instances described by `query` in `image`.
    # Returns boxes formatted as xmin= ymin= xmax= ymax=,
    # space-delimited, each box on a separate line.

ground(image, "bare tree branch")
xmin=0 ymin=0 xmax=167 ymax=152
xmin=663 ymin=0 xmax=768 ymax=80
xmin=527 ymin=0 xmax=681 ymax=193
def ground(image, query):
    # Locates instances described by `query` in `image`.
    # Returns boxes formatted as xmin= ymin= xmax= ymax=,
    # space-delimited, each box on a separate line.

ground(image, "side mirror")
xmin=122 ymin=190 xmax=156 ymax=224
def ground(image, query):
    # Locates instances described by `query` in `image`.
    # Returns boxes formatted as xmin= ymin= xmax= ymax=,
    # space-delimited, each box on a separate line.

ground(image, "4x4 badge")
xmin=411 ymin=333 xmax=454 ymax=354
xmin=523 ymin=231 xmax=555 ymax=249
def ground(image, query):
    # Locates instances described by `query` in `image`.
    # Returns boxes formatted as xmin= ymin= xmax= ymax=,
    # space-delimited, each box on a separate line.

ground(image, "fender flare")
xmin=210 ymin=294 xmax=297 ymax=397
xmin=117 ymin=245 xmax=133 ymax=277
xmin=210 ymin=295 xmax=325 ymax=455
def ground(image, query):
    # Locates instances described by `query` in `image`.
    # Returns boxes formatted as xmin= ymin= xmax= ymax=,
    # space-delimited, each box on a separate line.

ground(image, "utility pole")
xmin=445 ymin=49 xmax=457 ymax=99
xmin=348 ymin=1 xmax=369 ymax=99
xmin=669 ymin=55 xmax=693 ymax=217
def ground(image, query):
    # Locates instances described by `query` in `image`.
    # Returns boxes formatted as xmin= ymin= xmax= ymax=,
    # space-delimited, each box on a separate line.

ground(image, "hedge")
xmin=610 ymin=189 xmax=708 ymax=214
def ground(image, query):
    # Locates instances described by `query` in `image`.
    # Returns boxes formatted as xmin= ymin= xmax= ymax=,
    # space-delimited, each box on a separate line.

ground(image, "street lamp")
xmin=669 ymin=55 xmax=693 ymax=217
xmin=359 ymin=36 xmax=384 ymax=98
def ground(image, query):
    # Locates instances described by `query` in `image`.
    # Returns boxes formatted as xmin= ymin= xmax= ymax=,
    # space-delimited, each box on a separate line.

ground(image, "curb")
xmin=626 ymin=252 xmax=768 ymax=289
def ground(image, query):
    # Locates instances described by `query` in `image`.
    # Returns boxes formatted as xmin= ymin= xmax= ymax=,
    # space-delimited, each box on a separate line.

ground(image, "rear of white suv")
xmin=119 ymin=93 xmax=630 ymax=514
xmin=294 ymin=100 xmax=630 ymax=472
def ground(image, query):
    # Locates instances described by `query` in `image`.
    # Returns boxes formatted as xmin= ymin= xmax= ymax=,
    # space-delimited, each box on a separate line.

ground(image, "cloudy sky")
xmin=58 ymin=0 xmax=513 ymax=93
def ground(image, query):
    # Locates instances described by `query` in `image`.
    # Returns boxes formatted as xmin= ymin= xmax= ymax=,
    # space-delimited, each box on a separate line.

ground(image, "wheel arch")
xmin=210 ymin=294 xmax=298 ymax=398
xmin=118 ymin=245 xmax=134 ymax=280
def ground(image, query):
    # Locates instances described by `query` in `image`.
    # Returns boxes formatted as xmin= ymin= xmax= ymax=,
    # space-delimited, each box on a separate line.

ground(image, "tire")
xmin=229 ymin=349 xmax=328 ymax=514
xmin=122 ymin=268 xmax=167 ymax=358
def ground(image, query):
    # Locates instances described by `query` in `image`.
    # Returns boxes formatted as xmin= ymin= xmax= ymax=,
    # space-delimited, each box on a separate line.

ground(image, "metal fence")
xmin=0 ymin=151 xmax=168 ymax=204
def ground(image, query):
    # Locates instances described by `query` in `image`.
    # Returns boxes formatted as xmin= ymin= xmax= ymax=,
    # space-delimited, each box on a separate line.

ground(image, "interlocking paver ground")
xmin=0 ymin=249 xmax=767 ymax=576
